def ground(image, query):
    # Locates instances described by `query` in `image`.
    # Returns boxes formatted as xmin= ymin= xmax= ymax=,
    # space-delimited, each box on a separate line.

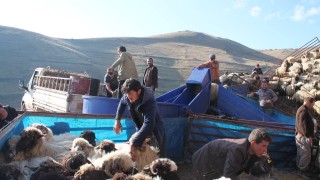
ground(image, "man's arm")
xmin=269 ymin=90 xmax=278 ymax=102
xmin=198 ymin=61 xmax=211 ymax=68
xmin=223 ymin=149 xmax=245 ymax=180
xmin=131 ymin=100 xmax=157 ymax=147
xmin=105 ymin=83 xmax=114 ymax=95
xmin=152 ymin=67 xmax=158 ymax=88
xmin=111 ymin=53 xmax=125 ymax=68
xmin=114 ymin=97 xmax=127 ymax=134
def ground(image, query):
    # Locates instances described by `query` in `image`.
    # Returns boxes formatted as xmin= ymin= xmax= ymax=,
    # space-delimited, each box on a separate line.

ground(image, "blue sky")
xmin=0 ymin=0 xmax=319 ymax=49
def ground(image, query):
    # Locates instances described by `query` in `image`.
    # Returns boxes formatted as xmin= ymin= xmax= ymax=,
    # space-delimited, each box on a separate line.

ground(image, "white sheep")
xmin=31 ymin=123 xmax=77 ymax=148
xmin=14 ymin=127 xmax=70 ymax=162
xmin=71 ymin=137 xmax=108 ymax=162
xmin=313 ymin=101 xmax=320 ymax=115
xmin=73 ymin=163 xmax=108 ymax=180
xmin=93 ymin=150 xmax=135 ymax=177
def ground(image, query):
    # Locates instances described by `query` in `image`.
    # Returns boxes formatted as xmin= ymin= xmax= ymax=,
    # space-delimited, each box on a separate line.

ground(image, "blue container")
xmin=82 ymin=96 xmax=129 ymax=115
xmin=186 ymin=68 xmax=211 ymax=88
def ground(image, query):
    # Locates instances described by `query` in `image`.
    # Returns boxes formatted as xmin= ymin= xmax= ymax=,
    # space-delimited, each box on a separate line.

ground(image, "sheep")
xmin=73 ymin=163 xmax=108 ymax=180
xmin=14 ymin=127 xmax=70 ymax=162
xmin=79 ymin=130 xmax=96 ymax=146
xmin=0 ymin=163 xmax=24 ymax=180
xmin=286 ymin=56 xmax=297 ymax=64
xmin=142 ymin=158 xmax=180 ymax=180
xmin=112 ymin=172 xmax=152 ymax=180
xmin=276 ymin=66 xmax=287 ymax=77
xmin=31 ymin=123 xmax=77 ymax=148
xmin=31 ymin=123 xmax=54 ymax=141
xmin=245 ymin=154 xmax=274 ymax=179
xmin=313 ymin=101 xmax=320 ymax=115
xmin=94 ymin=150 xmax=136 ymax=177
xmin=61 ymin=151 xmax=89 ymax=175
xmin=127 ymin=134 xmax=160 ymax=171
xmin=30 ymin=158 xmax=69 ymax=180
xmin=2 ymin=135 xmax=20 ymax=162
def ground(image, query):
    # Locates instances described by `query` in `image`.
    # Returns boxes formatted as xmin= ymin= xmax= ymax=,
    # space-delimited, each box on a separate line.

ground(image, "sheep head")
xmin=96 ymin=139 xmax=116 ymax=154
xmin=143 ymin=158 xmax=179 ymax=179
xmin=16 ymin=127 xmax=44 ymax=154
xmin=31 ymin=123 xmax=54 ymax=141
xmin=79 ymin=130 xmax=96 ymax=146
xmin=101 ymin=151 xmax=134 ymax=177
xmin=74 ymin=163 xmax=107 ymax=180
xmin=71 ymin=138 xmax=95 ymax=157
xmin=62 ymin=151 xmax=89 ymax=173
xmin=245 ymin=154 xmax=273 ymax=178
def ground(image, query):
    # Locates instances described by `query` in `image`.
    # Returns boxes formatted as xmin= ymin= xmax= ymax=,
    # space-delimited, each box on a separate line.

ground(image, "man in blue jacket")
xmin=113 ymin=78 xmax=166 ymax=159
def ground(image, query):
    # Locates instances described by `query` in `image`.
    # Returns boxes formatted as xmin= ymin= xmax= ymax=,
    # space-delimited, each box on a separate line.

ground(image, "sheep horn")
xmin=150 ymin=160 xmax=159 ymax=175
xmin=65 ymin=157 xmax=78 ymax=172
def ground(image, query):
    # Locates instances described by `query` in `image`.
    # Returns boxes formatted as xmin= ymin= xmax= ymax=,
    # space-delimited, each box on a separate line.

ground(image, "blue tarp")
xmin=217 ymin=85 xmax=295 ymax=124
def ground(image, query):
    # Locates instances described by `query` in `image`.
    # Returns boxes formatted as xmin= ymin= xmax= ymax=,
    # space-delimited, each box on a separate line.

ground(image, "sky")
xmin=0 ymin=0 xmax=319 ymax=49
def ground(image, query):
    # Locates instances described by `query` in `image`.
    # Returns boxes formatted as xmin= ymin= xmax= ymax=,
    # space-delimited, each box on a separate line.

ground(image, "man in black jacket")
xmin=0 ymin=104 xmax=18 ymax=129
xmin=143 ymin=58 xmax=158 ymax=91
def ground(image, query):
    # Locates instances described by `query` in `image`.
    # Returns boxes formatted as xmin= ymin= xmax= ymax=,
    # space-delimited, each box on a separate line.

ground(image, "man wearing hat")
xmin=104 ymin=68 xmax=119 ymax=97
xmin=197 ymin=54 xmax=220 ymax=84
xmin=252 ymin=64 xmax=263 ymax=75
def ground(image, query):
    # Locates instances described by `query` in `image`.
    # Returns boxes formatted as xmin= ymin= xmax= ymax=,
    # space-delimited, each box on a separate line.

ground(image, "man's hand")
xmin=247 ymin=92 xmax=254 ymax=98
xmin=308 ymin=137 xmax=313 ymax=145
xmin=129 ymin=144 xmax=140 ymax=161
xmin=113 ymin=120 xmax=122 ymax=134
xmin=111 ymin=90 xmax=117 ymax=97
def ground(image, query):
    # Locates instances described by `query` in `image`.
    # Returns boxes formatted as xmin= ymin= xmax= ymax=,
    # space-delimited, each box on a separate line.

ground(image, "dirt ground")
xmin=176 ymin=162 xmax=310 ymax=180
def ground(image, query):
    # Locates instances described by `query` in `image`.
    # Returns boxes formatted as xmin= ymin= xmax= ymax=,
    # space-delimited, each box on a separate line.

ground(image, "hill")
xmin=0 ymin=25 xmax=282 ymax=109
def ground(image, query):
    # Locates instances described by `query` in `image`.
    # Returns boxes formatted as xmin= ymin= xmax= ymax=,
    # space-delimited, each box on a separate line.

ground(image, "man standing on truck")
xmin=109 ymin=46 xmax=139 ymax=98
xmin=197 ymin=54 xmax=220 ymax=84
xmin=113 ymin=78 xmax=166 ymax=159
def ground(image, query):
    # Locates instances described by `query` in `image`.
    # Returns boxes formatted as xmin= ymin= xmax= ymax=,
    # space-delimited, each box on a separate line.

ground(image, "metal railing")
xmin=264 ymin=37 xmax=320 ymax=76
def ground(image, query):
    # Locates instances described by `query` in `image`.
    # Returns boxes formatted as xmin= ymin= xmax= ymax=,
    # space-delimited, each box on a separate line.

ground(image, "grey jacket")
xmin=192 ymin=138 xmax=251 ymax=180
xmin=111 ymin=52 xmax=139 ymax=81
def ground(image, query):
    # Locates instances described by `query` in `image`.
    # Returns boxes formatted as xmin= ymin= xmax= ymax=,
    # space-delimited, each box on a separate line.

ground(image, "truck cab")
xmin=19 ymin=68 xmax=43 ymax=111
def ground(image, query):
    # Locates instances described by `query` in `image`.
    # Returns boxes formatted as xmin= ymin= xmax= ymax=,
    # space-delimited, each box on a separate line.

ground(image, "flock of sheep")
xmin=0 ymin=123 xmax=180 ymax=180
xmin=219 ymin=48 xmax=320 ymax=116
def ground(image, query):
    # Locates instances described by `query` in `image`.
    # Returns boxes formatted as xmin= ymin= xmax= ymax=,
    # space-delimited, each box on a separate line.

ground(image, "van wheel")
xmin=21 ymin=102 xmax=26 ymax=111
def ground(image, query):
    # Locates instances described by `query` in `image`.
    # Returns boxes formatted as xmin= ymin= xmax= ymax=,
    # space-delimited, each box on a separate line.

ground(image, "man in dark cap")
xmin=197 ymin=54 xmax=220 ymax=84
xmin=252 ymin=64 xmax=263 ymax=75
